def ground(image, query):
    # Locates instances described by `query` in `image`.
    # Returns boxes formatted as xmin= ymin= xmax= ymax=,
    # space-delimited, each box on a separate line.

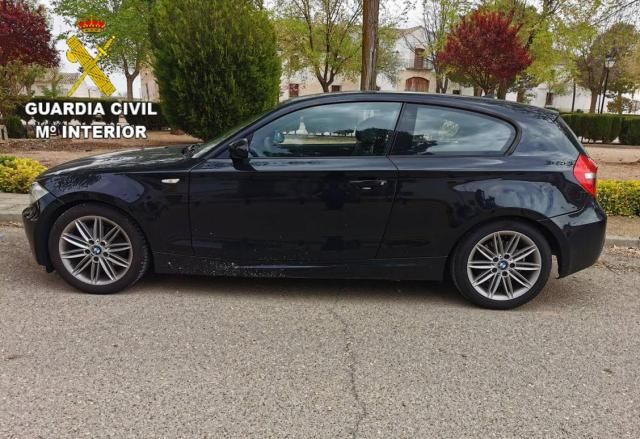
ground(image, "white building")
xmin=26 ymin=71 xmax=101 ymax=98
xmin=280 ymin=26 xmax=640 ymax=113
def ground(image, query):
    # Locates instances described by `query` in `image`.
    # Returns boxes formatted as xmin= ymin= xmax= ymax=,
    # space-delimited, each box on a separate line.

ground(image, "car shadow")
xmin=135 ymin=272 xmax=471 ymax=308
xmin=128 ymin=260 xmax=600 ymax=313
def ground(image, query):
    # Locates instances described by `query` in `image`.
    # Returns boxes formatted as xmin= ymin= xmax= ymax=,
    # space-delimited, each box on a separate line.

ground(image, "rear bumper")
xmin=540 ymin=200 xmax=607 ymax=278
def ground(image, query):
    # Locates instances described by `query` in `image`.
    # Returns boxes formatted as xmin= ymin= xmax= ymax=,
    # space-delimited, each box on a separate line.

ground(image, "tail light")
xmin=573 ymin=154 xmax=598 ymax=197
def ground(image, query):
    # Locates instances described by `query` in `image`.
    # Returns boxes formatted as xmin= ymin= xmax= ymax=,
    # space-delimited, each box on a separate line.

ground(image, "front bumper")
xmin=540 ymin=199 xmax=607 ymax=278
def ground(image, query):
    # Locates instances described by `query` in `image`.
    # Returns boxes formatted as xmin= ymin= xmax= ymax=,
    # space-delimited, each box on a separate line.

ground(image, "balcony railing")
xmin=400 ymin=57 xmax=433 ymax=71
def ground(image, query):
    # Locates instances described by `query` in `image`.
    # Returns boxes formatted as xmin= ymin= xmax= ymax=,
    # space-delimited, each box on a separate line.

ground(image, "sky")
xmin=39 ymin=0 xmax=422 ymax=99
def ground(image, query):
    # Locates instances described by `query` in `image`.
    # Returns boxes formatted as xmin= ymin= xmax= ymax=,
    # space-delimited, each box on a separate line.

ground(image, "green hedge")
xmin=598 ymin=180 xmax=640 ymax=216
xmin=2 ymin=115 xmax=26 ymax=138
xmin=562 ymin=113 xmax=640 ymax=145
xmin=124 ymin=102 xmax=167 ymax=130
xmin=619 ymin=117 xmax=640 ymax=145
xmin=14 ymin=97 xmax=167 ymax=131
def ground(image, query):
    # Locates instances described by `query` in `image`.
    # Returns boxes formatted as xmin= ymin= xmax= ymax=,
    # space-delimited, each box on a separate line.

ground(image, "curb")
xmin=604 ymin=235 xmax=640 ymax=248
xmin=1 ymin=212 xmax=638 ymax=248
xmin=0 ymin=212 xmax=22 ymax=223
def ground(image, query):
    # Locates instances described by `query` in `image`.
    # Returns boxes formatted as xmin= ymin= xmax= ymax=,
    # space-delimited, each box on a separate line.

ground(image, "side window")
xmin=249 ymin=102 xmax=401 ymax=158
xmin=392 ymin=104 xmax=515 ymax=155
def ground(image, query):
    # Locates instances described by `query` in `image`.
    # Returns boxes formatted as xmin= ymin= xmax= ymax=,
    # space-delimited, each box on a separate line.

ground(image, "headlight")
xmin=30 ymin=181 xmax=49 ymax=205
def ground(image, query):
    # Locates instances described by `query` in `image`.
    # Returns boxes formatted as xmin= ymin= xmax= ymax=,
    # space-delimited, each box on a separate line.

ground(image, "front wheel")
xmin=451 ymin=221 xmax=552 ymax=309
xmin=48 ymin=204 xmax=150 ymax=294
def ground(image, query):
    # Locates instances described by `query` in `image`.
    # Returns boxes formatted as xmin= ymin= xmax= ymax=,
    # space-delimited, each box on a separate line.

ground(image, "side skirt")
xmin=153 ymin=253 xmax=447 ymax=281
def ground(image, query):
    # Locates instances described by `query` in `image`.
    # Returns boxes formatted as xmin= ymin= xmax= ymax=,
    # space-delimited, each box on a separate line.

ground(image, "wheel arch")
xmin=39 ymin=196 xmax=154 ymax=270
xmin=444 ymin=214 xmax=566 ymax=280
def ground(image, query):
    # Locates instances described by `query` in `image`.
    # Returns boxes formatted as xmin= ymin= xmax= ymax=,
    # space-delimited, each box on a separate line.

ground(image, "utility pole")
xmin=361 ymin=0 xmax=380 ymax=91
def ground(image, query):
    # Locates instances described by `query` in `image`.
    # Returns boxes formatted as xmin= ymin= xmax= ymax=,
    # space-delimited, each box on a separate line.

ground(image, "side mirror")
xmin=229 ymin=138 xmax=249 ymax=161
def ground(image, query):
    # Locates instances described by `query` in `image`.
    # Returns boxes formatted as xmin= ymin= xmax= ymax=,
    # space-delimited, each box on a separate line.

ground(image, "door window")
xmin=249 ymin=102 xmax=401 ymax=158
xmin=392 ymin=104 xmax=515 ymax=155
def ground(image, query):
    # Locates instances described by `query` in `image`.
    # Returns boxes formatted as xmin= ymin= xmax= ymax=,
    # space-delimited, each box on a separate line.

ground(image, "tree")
xmin=361 ymin=0 xmax=379 ymax=90
xmin=150 ymin=0 xmax=281 ymax=140
xmin=53 ymin=0 xmax=152 ymax=100
xmin=0 ymin=0 xmax=57 ymax=66
xmin=574 ymin=23 xmax=639 ymax=113
xmin=274 ymin=0 xmax=399 ymax=92
xmin=481 ymin=0 xmax=603 ymax=101
xmin=19 ymin=64 xmax=46 ymax=96
xmin=405 ymin=0 xmax=471 ymax=93
xmin=275 ymin=0 xmax=362 ymax=92
xmin=438 ymin=10 xmax=532 ymax=96
xmin=41 ymin=70 xmax=64 ymax=98
xmin=0 ymin=0 xmax=57 ymax=117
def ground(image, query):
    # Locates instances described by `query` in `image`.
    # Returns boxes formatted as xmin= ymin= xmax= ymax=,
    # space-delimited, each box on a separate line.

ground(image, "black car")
xmin=23 ymin=92 xmax=605 ymax=309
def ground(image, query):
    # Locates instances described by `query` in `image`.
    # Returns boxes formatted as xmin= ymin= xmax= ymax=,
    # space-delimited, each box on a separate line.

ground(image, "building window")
xmin=289 ymin=83 xmax=300 ymax=97
xmin=330 ymin=85 xmax=342 ymax=92
xmin=414 ymin=48 xmax=426 ymax=69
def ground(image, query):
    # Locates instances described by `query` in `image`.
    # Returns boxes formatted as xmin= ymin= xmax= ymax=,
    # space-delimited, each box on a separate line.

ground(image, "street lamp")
xmin=599 ymin=53 xmax=616 ymax=114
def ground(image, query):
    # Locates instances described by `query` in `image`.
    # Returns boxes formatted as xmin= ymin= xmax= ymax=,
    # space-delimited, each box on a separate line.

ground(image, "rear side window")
xmin=515 ymin=116 xmax=581 ymax=156
xmin=392 ymin=104 xmax=515 ymax=155
xmin=249 ymin=102 xmax=402 ymax=157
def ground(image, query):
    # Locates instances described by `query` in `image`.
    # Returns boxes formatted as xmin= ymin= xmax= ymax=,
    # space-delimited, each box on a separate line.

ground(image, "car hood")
xmin=40 ymin=145 xmax=190 ymax=177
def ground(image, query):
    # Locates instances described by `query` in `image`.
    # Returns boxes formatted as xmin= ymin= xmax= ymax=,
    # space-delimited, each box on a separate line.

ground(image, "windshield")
xmin=192 ymin=110 xmax=271 ymax=158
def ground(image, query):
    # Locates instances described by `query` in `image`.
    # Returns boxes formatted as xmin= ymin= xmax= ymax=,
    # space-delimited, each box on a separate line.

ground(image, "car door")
xmin=189 ymin=101 xmax=402 ymax=264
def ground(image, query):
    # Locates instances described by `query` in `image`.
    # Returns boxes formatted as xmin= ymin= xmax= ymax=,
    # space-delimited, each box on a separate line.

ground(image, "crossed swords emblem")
xmin=65 ymin=35 xmax=117 ymax=97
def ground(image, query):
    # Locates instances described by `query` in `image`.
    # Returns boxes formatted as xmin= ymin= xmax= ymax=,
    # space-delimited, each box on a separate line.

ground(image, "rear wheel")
xmin=49 ymin=204 xmax=150 ymax=294
xmin=451 ymin=221 xmax=552 ymax=309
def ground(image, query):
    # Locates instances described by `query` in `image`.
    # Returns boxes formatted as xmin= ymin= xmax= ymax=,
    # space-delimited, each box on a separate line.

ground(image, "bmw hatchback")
xmin=23 ymin=92 xmax=606 ymax=309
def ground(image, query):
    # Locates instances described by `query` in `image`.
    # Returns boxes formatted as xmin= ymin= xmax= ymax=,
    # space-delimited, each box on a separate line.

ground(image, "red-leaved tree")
xmin=438 ymin=10 xmax=532 ymax=98
xmin=0 ymin=0 xmax=58 ymax=66
xmin=0 ymin=0 xmax=57 ymax=118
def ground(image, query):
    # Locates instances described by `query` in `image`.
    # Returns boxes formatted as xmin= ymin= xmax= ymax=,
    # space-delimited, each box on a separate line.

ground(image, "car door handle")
xmin=349 ymin=179 xmax=387 ymax=190
xmin=161 ymin=178 xmax=181 ymax=184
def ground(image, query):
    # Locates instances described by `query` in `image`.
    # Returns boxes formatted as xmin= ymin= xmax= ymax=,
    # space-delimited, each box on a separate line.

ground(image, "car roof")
xmin=280 ymin=91 xmax=559 ymax=121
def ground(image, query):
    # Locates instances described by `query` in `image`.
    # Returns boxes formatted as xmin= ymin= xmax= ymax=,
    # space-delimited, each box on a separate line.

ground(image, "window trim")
xmin=244 ymin=101 xmax=404 ymax=160
xmin=390 ymin=103 xmax=520 ymax=158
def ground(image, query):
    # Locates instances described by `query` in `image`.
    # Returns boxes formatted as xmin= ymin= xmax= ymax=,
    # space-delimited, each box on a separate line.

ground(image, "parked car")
xmin=23 ymin=92 xmax=606 ymax=309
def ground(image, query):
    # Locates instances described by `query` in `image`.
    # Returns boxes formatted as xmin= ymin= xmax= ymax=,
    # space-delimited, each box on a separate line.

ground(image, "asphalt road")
xmin=1 ymin=225 xmax=639 ymax=438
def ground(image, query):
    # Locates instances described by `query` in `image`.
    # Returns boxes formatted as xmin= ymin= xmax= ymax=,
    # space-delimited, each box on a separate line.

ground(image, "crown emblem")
xmin=77 ymin=17 xmax=106 ymax=33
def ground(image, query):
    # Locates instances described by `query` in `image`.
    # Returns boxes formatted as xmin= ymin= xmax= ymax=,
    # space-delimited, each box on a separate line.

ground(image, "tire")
xmin=48 ymin=203 xmax=150 ymax=294
xmin=450 ymin=220 xmax=552 ymax=309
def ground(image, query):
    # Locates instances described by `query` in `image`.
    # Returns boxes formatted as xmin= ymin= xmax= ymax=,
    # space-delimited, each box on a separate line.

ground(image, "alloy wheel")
xmin=58 ymin=215 xmax=133 ymax=285
xmin=466 ymin=230 xmax=542 ymax=301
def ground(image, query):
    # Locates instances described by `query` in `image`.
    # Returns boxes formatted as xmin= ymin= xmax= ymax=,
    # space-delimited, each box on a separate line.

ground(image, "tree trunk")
xmin=589 ymin=90 xmax=598 ymax=113
xmin=435 ymin=73 xmax=448 ymax=93
xmin=496 ymin=84 xmax=508 ymax=100
xmin=125 ymin=73 xmax=138 ymax=101
xmin=360 ymin=0 xmax=379 ymax=91
xmin=516 ymin=87 xmax=526 ymax=103
xmin=318 ymin=78 xmax=330 ymax=92
xmin=473 ymin=87 xmax=482 ymax=96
